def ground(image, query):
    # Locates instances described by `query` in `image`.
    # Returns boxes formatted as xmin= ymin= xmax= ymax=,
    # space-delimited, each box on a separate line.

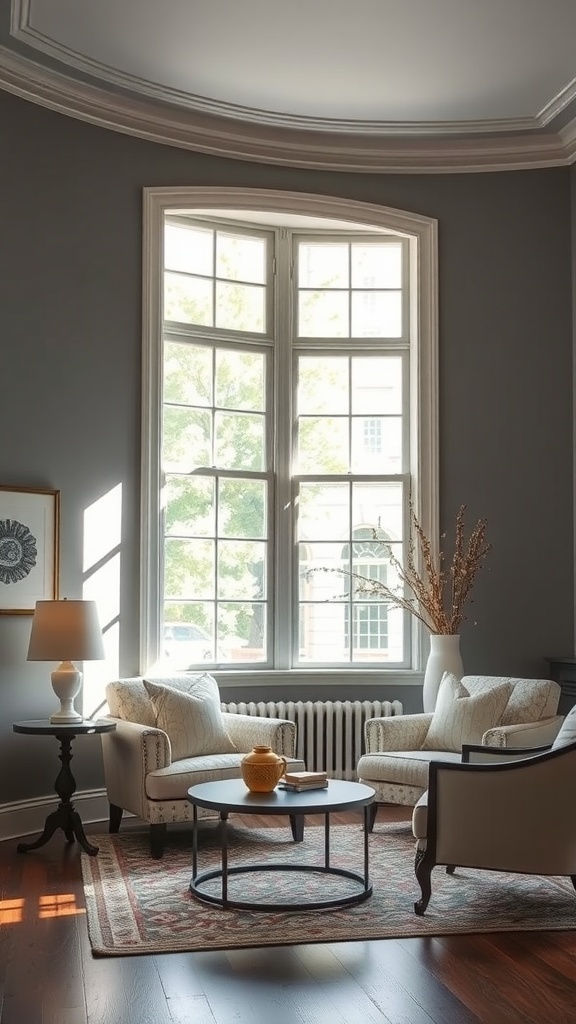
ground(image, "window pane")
xmin=164 ymin=538 xmax=214 ymax=599
xmin=351 ymin=483 xmax=404 ymax=540
xmin=162 ymin=605 xmax=216 ymax=667
xmin=215 ymin=412 xmax=265 ymax=471
xmin=298 ymin=243 xmax=349 ymax=287
xmin=164 ymin=342 xmax=212 ymax=406
xmin=217 ymin=232 xmax=266 ymax=284
xmin=351 ymin=291 xmax=402 ymax=337
xmin=298 ymin=417 xmax=349 ymax=474
xmin=163 ymin=407 xmax=211 ymax=471
xmin=298 ymin=356 xmax=349 ymax=415
xmin=219 ymin=479 xmax=267 ymax=539
xmin=351 ymin=244 xmax=402 ymax=288
xmin=299 ymin=602 xmax=349 ymax=663
xmin=216 ymin=281 xmax=265 ymax=332
xmin=218 ymin=602 xmax=266 ymax=662
xmin=216 ymin=350 xmax=265 ymax=412
xmin=298 ymin=483 xmax=350 ymax=540
xmin=352 ymin=357 xmax=401 ymax=414
xmin=218 ymin=540 xmax=266 ymax=600
xmin=164 ymin=475 xmax=215 ymax=537
xmin=164 ymin=271 xmax=213 ymax=326
xmin=165 ymin=223 xmax=213 ymax=276
xmin=351 ymin=416 xmax=402 ymax=472
xmin=298 ymin=291 xmax=348 ymax=337
xmin=299 ymin=540 xmax=348 ymax=601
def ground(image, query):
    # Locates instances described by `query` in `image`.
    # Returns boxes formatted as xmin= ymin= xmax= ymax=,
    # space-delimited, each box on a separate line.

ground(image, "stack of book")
xmin=279 ymin=770 xmax=328 ymax=792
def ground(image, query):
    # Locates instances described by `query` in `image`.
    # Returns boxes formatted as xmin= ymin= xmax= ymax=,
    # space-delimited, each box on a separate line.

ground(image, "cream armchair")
xmin=101 ymin=676 xmax=306 ymax=857
xmin=357 ymin=675 xmax=562 ymax=829
xmin=411 ymin=721 xmax=576 ymax=915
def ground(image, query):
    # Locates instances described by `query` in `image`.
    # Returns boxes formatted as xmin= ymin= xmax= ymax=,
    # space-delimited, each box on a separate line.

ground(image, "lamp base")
xmin=50 ymin=707 xmax=84 ymax=724
xmin=50 ymin=661 xmax=83 ymax=724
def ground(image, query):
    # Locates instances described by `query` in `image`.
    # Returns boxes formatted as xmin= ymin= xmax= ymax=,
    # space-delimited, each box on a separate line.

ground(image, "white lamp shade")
xmin=27 ymin=599 xmax=105 ymax=662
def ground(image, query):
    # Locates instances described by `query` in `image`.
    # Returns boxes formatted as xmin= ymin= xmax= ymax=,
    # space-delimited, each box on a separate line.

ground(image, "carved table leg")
xmin=17 ymin=733 xmax=99 ymax=857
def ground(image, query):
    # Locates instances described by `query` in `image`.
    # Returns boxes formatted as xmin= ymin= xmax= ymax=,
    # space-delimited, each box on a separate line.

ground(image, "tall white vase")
xmin=422 ymin=634 xmax=463 ymax=712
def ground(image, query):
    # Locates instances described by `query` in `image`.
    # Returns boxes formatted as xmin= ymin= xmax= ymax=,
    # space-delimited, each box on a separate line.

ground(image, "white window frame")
xmin=141 ymin=187 xmax=438 ymax=689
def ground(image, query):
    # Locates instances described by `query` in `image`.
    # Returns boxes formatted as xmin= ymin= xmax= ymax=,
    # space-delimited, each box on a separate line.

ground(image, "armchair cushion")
xmin=143 ymin=677 xmax=238 ymax=759
xmin=106 ymin=674 xmax=213 ymax=727
xmin=421 ymin=673 xmax=512 ymax=752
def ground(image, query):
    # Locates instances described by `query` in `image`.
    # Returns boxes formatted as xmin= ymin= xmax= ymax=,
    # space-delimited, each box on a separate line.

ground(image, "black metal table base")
xmin=190 ymin=804 xmax=372 ymax=912
xmin=190 ymin=862 xmax=372 ymax=911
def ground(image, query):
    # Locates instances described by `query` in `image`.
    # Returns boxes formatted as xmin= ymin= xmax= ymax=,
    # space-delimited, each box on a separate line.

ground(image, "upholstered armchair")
xmin=357 ymin=674 xmax=562 ymax=828
xmin=411 ymin=705 xmax=576 ymax=914
xmin=101 ymin=675 xmax=305 ymax=857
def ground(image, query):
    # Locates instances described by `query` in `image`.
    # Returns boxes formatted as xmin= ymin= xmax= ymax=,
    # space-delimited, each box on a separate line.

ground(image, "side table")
xmin=12 ymin=719 xmax=116 ymax=856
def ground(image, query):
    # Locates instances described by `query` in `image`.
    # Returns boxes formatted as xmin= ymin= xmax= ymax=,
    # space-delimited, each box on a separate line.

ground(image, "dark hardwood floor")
xmin=2 ymin=807 xmax=576 ymax=1023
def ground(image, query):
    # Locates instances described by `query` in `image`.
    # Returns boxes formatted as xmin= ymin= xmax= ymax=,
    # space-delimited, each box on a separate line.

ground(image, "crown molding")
xmin=0 ymin=44 xmax=574 ymax=174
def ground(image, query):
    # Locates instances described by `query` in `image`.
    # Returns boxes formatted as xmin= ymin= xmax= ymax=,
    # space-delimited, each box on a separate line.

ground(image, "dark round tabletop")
xmin=13 ymin=719 xmax=116 ymax=736
xmin=188 ymin=778 xmax=375 ymax=815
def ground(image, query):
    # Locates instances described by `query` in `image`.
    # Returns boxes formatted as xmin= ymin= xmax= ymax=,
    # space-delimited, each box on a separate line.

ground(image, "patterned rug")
xmin=81 ymin=822 xmax=576 ymax=956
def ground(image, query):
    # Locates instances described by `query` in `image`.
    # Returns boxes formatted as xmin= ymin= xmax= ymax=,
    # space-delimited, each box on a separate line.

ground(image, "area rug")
xmin=81 ymin=822 xmax=576 ymax=956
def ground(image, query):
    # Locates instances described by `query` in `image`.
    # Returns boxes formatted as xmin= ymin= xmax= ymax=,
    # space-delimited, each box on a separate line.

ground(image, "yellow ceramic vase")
xmin=240 ymin=745 xmax=287 ymax=793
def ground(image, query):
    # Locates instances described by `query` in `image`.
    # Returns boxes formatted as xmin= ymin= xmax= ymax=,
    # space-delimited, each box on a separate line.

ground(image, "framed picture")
xmin=0 ymin=485 xmax=60 ymax=614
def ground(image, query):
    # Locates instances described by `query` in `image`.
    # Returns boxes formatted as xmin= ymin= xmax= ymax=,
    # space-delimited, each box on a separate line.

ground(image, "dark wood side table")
xmin=545 ymin=658 xmax=576 ymax=715
xmin=12 ymin=719 xmax=116 ymax=856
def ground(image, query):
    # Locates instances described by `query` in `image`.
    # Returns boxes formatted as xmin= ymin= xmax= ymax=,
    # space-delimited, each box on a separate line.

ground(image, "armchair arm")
xmin=100 ymin=717 xmax=171 ymax=819
xmin=429 ymin=745 xmax=576 ymax=874
xmin=482 ymin=715 xmax=563 ymax=749
xmin=222 ymin=713 xmax=296 ymax=757
xmin=462 ymin=742 xmax=552 ymax=764
xmin=364 ymin=713 xmax=432 ymax=753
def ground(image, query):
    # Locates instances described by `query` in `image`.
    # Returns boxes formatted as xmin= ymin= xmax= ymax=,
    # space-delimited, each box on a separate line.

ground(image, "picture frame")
xmin=0 ymin=485 xmax=60 ymax=614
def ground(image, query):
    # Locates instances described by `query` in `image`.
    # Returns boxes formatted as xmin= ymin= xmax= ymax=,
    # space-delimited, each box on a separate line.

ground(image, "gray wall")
xmin=0 ymin=89 xmax=573 ymax=802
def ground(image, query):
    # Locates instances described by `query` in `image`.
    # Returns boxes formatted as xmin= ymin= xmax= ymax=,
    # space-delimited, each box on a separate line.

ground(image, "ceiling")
xmin=2 ymin=0 xmax=576 ymax=172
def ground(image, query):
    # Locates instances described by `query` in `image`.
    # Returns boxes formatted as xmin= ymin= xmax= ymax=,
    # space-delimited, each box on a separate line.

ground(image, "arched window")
xmin=140 ymin=187 xmax=438 ymax=681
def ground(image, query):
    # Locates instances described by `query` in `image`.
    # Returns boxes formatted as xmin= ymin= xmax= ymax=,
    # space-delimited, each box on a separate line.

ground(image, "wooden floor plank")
xmin=1 ymin=812 xmax=576 ymax=1023
xmin=343 ymin=937 xmax=481 ymax=1024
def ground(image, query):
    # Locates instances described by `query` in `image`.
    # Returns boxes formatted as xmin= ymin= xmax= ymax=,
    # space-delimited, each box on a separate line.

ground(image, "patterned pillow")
xmin=143 ymin=676 xmax=238 ymax=760
xmin=552 ymin=705 xmax=576 ymax=749
xmin=421 ymin=672 xmax=512 ymax=752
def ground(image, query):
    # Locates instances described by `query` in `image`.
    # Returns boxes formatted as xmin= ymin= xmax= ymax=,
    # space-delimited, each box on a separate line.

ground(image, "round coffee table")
xmin=187 ymin=778 xmax=375 ymax=911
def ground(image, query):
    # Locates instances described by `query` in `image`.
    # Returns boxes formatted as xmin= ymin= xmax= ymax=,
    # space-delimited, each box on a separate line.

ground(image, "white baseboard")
xmin=0 ymin=789 xmax=112 ymax=843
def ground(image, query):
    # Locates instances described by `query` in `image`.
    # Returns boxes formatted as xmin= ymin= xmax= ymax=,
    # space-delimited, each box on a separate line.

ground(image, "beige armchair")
xmin=101 ymin=675 xmax=305 ymax=857
xmin=357 ymin=675 xmax=562 ymax=829
xmin=411 ymin=715 xmax=576 ymax=914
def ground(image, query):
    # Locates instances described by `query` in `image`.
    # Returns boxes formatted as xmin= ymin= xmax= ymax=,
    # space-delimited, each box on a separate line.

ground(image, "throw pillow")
xmin=421 ymin=672 xmax=512 ymax=752
xmin=552 ymin=705 xmax=576 ymax=749
xmin=143 ymin=675 xmax=238 ymax=760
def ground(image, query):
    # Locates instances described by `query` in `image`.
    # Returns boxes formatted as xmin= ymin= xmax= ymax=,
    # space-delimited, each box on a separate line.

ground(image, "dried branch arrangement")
xmin=309 ymin=503 xmax=492 ymax=635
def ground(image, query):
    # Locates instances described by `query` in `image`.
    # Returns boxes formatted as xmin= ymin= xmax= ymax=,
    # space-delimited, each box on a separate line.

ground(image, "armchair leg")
xmin=446 ymin=864 xmax=456 ymax=874
xmin=289 ymin=814 xmax=304 ymax=843
xmin=150 ymin=823 xmax=167 ymax=859
xmin=109 ymin=803 xmax=123 ymax=834
xmin=414 ymin=847 xmax=433 ymax=916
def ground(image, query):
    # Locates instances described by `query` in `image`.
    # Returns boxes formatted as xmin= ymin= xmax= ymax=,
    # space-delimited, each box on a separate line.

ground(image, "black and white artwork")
xmin=0 ymin=487 xmax=60 ymax=613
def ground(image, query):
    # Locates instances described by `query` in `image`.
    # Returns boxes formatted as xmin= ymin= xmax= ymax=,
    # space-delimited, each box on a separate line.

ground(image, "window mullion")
xmin=273 ymin=228 xmax=294 ymax=669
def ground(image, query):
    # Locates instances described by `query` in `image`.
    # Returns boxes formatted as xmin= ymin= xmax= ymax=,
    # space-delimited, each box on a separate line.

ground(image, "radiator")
xmin=222 ymin=698 xmax=403 ymax=781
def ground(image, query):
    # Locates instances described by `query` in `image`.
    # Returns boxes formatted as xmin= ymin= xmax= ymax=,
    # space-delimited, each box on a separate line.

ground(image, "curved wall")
xmin=0 ymin=89 xmax=572 ymax=812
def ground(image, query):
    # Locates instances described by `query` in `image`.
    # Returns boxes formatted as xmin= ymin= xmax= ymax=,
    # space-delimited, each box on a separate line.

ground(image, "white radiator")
xmin=222 ymin=698 xmax=403 ymax=781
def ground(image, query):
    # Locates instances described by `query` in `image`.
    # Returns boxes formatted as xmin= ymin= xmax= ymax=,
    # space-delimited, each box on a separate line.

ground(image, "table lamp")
xmin=27 ymin=599 xmax=105 ymax=723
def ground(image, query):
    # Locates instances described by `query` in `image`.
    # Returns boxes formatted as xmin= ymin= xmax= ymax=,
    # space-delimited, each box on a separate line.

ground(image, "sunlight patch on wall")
xmin=82 ymin=484 xmax=122 ymax=715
